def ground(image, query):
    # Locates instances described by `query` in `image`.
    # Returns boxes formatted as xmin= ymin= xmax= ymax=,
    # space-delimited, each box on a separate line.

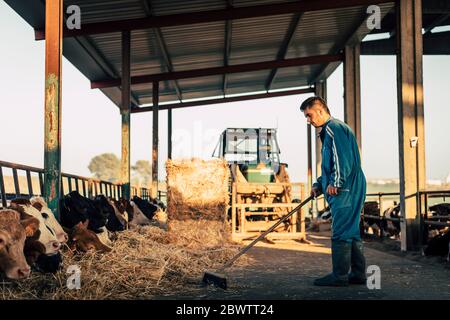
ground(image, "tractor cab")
xmin=212 ymin=128 xmax=283 ymax=182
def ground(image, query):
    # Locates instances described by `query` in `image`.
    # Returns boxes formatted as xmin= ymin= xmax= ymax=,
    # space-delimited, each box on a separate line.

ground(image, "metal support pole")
xmin=344 ymin=44 xmax=362 ymax=151
xmin=168 ymin=107 xmax=172 ymax=159
xmin=43 ymin=0 xmax=63 ymax=219
xmin=121 ymin=30 xmax=131 ymax=200
xmin=307 ymin=123 xmax=313 ymax=217
xmin=396 ymin=0 xmax=425 ymax=251
xmin=314 ymin=81 xmax=327 ymax=213
xmin=152 ymin=81 xmax=159 ymax=199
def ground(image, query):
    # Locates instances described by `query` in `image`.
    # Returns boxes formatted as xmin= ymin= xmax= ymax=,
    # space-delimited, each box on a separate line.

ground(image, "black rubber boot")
xmin=314 ymin=240 xmax=351 ymax=287
xmin=348 ymin=240 xmax=366 ymax=285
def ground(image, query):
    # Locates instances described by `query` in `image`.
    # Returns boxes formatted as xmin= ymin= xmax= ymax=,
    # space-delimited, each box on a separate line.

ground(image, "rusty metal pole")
xmin=152 ymin=81 xmax=159 ymax=199
xmin=343 ymin=44 xmax=362 ymax=151
xmin=43 ymin=0 xmax=63 ymax=219
xmin=121 ymin=31 xmax=131 ymax=200
xmin=307 ymin=123 xmax=313 ymax=216
xmin=168 ymin=107 xmax=172 ymax=159
xmin=314 ymin=81 xmax=327 ymax=213
xmin=396 ymin=0 xmax=425 ymax=251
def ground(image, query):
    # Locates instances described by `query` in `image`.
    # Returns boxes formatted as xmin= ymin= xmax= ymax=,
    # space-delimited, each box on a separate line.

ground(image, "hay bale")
xmin=166 ymin=158 xmax=229 ymax=221
xmin=0 ymin=221 xmax=248 ymax=300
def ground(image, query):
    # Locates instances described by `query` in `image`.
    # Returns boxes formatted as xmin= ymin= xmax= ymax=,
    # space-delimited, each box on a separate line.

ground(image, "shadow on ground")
xmin=155 ymin=232 xmax=450 ymax=300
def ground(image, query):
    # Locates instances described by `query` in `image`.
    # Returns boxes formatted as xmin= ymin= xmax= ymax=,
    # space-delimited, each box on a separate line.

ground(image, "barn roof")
xmin=3 ymin=0 xmax=404 ymax=110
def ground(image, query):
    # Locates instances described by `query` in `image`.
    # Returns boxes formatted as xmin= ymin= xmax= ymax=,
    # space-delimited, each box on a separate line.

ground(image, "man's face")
xmin=302 ymin=104 xmax=329 ymax=128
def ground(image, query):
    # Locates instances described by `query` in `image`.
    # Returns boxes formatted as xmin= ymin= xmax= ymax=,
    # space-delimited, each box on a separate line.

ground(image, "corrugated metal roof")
xmin=5 ymin=0 xmax=396 ymax=109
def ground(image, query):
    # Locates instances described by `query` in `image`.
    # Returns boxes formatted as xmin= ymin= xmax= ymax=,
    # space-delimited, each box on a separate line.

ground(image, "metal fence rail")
xmin=0 ymin=160 xmax=161 ymax=207
xmin=362 ymin=190 xmax=450 ymax=242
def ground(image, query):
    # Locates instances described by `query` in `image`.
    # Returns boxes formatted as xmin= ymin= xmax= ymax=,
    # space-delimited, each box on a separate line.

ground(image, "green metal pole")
xmin=121 ymin=30 xmax=131 ymax=200
xmin=43 ymin=0 xmax=63 ymax=219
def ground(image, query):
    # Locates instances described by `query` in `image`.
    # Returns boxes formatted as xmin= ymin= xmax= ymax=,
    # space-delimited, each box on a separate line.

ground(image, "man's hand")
xmin=310 ymin=185 xmax=322 ymax=198
xmin=327 ymin=185 xmax=339 ymax=196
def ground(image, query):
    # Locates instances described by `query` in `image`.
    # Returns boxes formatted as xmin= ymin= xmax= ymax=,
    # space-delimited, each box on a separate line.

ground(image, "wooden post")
xmin=152 ymin=81 xmax=159 ymax=199
xmin=168 ymin=107 xmax=172 ymax=159
xmin=396 ymin=0 xmax=425 ymax=251
xmin=344 ymin=44 xmax=362 ymax=151
xmin=43 ymin=0 xmax=63 ymax=219
xmin=121 ymin=31 xmax=131 ymax=200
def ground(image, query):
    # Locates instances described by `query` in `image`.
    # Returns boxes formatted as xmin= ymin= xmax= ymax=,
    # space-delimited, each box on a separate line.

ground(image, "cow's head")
xmin=0 ymin=209 xmax=38 ymax=279
xmin=30 ymin=196 xmax=68 ymax=243
xmin=69 ymin=220 xmax=112 ymax=253
xmin=10 ymin=199 xmax=61 ymax=255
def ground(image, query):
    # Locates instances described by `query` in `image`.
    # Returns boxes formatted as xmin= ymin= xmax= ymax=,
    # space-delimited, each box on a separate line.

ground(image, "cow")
xmin=129 ymin=196 xmax=160 ymax=226
xmin=108 ymin=198 xmax=129 ymax=229
xmin=29 ymin=196 xmax=68 ymax=243
xmin=68 ymin=220 xmax=112 ymax=253
xmin=0 ymin=209 xmax=38 ymax=279
xmin=424 ymin=228 xmax=450 ymax=257
xmin=92 ymin=195 xmax=127 ymax=232
xmin=60 ymin=191 xmax=108 ymax=232
xmin=9 ymin=199 xmax=61 ymax=255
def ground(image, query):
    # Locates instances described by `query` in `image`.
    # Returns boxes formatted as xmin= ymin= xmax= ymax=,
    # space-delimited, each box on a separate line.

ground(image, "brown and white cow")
xmin=0 ymin=209 xmax=39 ymax=279
xmin=10 ymin=199 xmax=61 ymax=255
xmin=68 ymin=220 xmax=112 ymax=253
xmin=30 ymin=196 xmax=68 ymax=243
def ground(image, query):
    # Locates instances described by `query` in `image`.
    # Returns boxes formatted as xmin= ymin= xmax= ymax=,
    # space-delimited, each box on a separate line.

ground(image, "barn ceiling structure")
xmin=5 ymin=0 xmax=450 ymax=251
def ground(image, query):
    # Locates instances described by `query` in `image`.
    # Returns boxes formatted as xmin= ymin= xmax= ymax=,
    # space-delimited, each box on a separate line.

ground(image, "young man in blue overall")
xmin=300 ymin=96 xmax=367 ymax=287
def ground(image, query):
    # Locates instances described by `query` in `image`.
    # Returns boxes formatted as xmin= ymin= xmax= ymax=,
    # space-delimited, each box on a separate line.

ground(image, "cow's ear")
xmin=31 ymin=202 xmax=43 ymax=212
xmin=21 ymin=218 xmax=39 ymax=237
xmin=82 ymin=219 xmax=89 ymax=229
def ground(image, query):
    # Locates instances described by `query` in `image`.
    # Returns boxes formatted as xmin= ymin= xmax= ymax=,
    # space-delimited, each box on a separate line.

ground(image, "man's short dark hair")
xmin=300 ymin=96 xmax=330 ymax=114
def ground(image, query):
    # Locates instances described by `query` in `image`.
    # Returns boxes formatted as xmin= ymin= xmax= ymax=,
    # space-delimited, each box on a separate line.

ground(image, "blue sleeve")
xmin=325 ymin=125 xmax=353 ymax=188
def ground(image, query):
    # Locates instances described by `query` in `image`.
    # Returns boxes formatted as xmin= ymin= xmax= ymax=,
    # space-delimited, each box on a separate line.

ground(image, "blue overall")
xmin=313 ymin=118 xmax=366 ymax=242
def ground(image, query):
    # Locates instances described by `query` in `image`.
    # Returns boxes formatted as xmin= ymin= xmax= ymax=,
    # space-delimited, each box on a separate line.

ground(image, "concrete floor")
xmin=157 ymin=232 xmax=450 ymax=300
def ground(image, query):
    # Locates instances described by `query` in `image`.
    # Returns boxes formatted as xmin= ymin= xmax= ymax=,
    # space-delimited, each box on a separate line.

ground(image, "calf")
xmin=10 ymin=199 xmax=61 ymax=255
xmin=68 ymin=220 xmax=112 ymax=253
xmin=60 ymin=191 xmax=108 ymax=232
xmin=0 ymin=209 xmax=38 ymax=279
xmin=30 ymin=196 xmax=68 ymax=243
xmin=93 ymin=195 xmax=127 ymax=232
xmin=129 ymin=196 xmax=159 ymax=226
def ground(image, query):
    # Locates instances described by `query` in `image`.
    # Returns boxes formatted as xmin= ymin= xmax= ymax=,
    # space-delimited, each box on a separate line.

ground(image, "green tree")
xmin=132 ymin=160 xmax=152 ymax=186
xmin=88 ymin=153 xmax=121 ymax=182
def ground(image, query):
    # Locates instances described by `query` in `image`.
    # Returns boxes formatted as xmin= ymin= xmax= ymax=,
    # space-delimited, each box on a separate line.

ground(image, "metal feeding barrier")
xmin=0 ymin=160 xmax=166 ymax=208
xmin=362 ymin=190 xmax=450 ymax=242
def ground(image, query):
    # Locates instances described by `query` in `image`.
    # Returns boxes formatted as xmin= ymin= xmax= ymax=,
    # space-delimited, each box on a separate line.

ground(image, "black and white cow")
xmin=60 ymin=191 xmax=109 ymax=233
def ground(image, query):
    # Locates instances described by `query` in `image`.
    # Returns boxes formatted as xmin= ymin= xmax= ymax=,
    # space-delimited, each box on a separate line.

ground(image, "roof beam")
xmin=37 ymin=0 xmax=140 ymax=107
xmin=131 ymin=87 xmax=315 ymax=113
xmin=92 ymin=53 xmax=343 ymax=89
xmin=35 ymin=0 xmax=394 ymax=40
xmin=265 ymin=12 xmax=304 ymax=91
xmin=309 ymin=4 xmax=393 ymax=84
xmin=423 ymin=13 xmax=450 ymax=35
xmin=142 ymin=0 xmax=183 ymax=101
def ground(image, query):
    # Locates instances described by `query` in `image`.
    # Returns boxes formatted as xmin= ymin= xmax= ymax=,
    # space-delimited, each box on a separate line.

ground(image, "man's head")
xmin=300 ymin=96 xmax=331 ymax=128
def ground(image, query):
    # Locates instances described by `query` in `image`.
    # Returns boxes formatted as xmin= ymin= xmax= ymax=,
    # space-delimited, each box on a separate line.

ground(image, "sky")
xmin=0 ymin=1 xmax=449 ymax=184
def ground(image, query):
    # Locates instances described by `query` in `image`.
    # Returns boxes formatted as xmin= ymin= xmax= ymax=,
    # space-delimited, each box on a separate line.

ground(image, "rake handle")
xmin=221 ymin=195 xmax=313 ymax=270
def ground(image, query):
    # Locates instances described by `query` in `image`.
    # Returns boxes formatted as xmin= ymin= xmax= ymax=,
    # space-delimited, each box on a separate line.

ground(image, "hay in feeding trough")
xmin=166 ymin=158 xmax=229 ymax=221
xmin=0 ymin=221 xmax=248 ymax=300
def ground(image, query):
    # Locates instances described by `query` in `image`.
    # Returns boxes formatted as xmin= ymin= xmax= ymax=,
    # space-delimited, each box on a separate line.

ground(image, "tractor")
xmin=212 ymin=128 xmax=306 ymax=241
